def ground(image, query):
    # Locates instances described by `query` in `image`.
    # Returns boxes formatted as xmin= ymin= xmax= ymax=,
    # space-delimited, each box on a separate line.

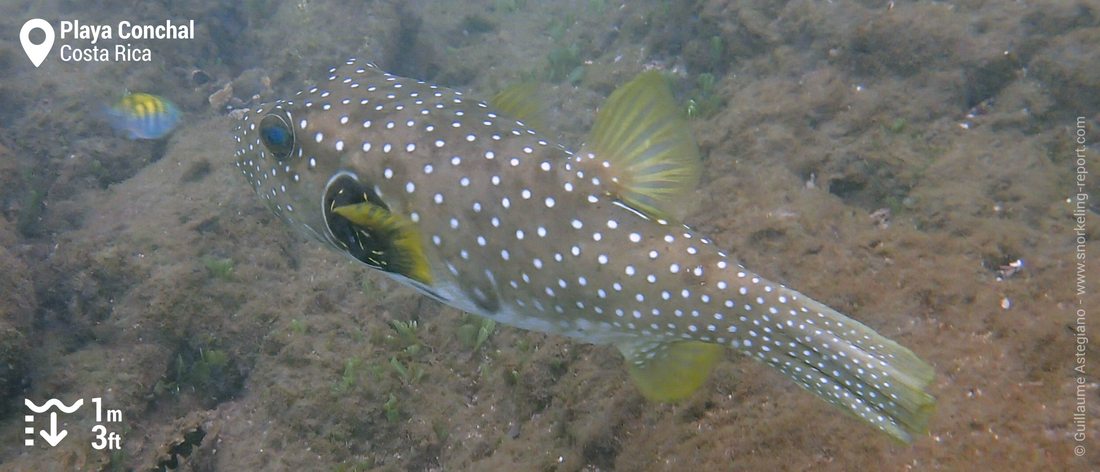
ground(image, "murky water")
xmin=0 ymin=1 xmax=1096 ymax=470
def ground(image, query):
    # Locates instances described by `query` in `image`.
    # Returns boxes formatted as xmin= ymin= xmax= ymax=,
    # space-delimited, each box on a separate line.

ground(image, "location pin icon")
xmin=20 ymin=19 xmax=54 ymax=68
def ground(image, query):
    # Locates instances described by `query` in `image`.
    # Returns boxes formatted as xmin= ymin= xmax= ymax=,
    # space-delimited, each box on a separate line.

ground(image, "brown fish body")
xmin=234 ymin=58 xmax=935 ymax=442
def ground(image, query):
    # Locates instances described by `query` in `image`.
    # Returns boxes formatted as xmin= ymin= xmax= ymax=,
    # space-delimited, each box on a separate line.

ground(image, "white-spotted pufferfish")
xmin=233 ymin=58 xmax=935 ymax=442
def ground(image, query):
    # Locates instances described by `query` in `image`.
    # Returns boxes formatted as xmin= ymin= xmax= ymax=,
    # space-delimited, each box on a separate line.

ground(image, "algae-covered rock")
xmin=845 ymin=4 xmax=965 ymax=77
xmin=1029 ymin=28 xmax=1100 ymax=117
xmin=0 ymin=226 xmax=34 ymax=416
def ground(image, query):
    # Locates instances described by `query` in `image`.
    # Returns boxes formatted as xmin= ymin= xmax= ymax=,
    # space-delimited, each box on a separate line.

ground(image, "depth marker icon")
xmin=25 ymin=398 xmax=83 ymax=447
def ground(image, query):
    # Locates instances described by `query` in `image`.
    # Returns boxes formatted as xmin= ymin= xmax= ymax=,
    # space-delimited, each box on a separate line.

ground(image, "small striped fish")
xmin=233 ymin=58 xmax=935 ymax=442
xmin=106 ymin=92 xmax=181 ymax=139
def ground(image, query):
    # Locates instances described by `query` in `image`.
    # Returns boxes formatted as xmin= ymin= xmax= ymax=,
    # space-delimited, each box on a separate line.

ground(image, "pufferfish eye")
xmin=259 ymin=110 xmax=295 ymax=161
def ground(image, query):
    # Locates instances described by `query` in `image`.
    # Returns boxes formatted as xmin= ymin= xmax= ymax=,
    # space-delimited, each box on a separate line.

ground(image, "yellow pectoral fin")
xmin=331 ymin=202 xmax=433 ymax=285
xmin=490 ymin=82 xmax=548 ymax=133
xmin=618 ymin=340 xmax=724 ymax=401
xmin=586 ymin=71 xmax=702 ymax=221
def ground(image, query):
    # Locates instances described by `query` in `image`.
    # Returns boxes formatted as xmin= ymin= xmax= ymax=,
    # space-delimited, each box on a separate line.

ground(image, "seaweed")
xmin=684 ymin=73 xmax=725 ymax=119
xmin=546 ymin=44 xmax=582 ymax=83
xmin=155 ymin=346 xmax=240 ymax=404
xmin=456 ymin=316 xmax=497 ymax=351
xmin=289 ymin=318 xmax=306 ymax=335
xmin=202 ymin=256 xmax=236 ymax=281
xmin=389 ymin=356 xmax=425 ymax=384
xmin=331 ymin=357 xmax=361 ymax=394
xmin=382 ymin=393 xmax=401 ymax=422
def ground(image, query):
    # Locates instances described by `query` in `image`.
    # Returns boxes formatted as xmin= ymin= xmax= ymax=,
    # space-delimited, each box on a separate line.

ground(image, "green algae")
xmin=457 ymin=316 xmax=497 ymax=351
xmin=201 ymin=256 xmax=235 ymax=281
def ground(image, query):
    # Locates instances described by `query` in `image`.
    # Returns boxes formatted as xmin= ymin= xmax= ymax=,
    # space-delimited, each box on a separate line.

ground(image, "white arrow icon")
xmin=19 ymin=19 xmax=54 ymax=68
xmin=39 ymin=412 xmax=67 ymax=446
xmin=25 ymin=398 xmax=82 ymax=447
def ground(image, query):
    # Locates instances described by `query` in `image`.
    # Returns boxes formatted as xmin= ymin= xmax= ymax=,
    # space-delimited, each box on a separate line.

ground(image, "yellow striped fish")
xmin=233 ymin=58 xmax=935 ymax=442
xmin=106 ymin=92 xmax=181 ymax=139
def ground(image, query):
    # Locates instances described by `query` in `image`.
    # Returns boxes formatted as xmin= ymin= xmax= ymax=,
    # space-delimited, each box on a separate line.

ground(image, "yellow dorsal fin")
xmin=584 ymin=71 xmax=701 ymax=220
xmin=331 ymin=202 xmax=433 ymax=285
xmin=490 ymin=82 xmax=547 ymax=132
xmin=617 ymin=340 xmax=723 ymax=401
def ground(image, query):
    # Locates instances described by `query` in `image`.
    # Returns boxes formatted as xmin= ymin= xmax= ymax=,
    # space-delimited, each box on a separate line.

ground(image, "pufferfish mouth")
xmin=322 ymin=172 xmax=389 ymax=262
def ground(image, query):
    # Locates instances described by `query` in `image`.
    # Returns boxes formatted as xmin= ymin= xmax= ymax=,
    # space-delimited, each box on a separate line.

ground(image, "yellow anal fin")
xmin=331 ymin=202 xmax=433 ymax=285
xmin=585 ymin=71 xmax=701 ymax=221
xmin=617 ymin=340 xmax=723 ymax=401
xmin=490 ymin=82 xmax=547 ymax=133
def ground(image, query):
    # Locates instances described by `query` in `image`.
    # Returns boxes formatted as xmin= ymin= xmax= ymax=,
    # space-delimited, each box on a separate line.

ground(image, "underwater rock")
xmin=0 ymin=225 xmax=34 ymax=416
xmin=869 ymin=207 xmax=892 ymax=229
xmin=1029 ymin=28 xmax=1100 ymax=117
xmin=844 ymin=5 xmax=963 ymax=77
xmin=208 ymin=82 xmax=234 ymax=111
xmin=190 ymin=68 xmax=213 ymax=86
xmin=230 ymin=68 xmax=273 ymax=102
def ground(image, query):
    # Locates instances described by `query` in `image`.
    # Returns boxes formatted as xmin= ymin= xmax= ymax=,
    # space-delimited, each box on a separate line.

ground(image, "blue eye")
xmin=262 ymin=124 xmax=288 ymax=145
xmin=259 ymin=112 xmax=295 ymax=160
